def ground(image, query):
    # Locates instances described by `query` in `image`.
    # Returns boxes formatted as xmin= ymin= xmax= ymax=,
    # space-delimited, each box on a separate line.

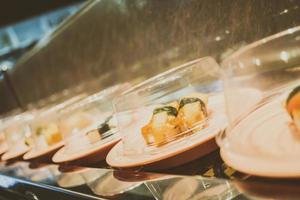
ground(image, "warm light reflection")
xmin=287 ymin=28 xmax=296 ymax=34
xmin=253 ymin=58 xmax=261 ymax=66
xmin=238 ymin=61 xmax=245 ymax=69
xmin=280 ymin=51 xmax=290 ymax=63
xmin=279 ymin=9 xmax=288 ymax=15
xmin=215 ymin=36 xmax=221 ymax=41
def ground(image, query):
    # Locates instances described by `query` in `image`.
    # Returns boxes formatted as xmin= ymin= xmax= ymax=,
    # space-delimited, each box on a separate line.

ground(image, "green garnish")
xmin=25 ymin=140 xmax=29 ymax=146
xmin=153 ymin=106 xmax=178 ymax=116
xmin=287 ymin=85 xmax=300 ymax=105
xmin=97 ymin=116 xmax=113 ymax=134
xmin=98 ymin=123 xmax=110 ymax=134
xmin=36 ymin=127 xmax=44 ymax=136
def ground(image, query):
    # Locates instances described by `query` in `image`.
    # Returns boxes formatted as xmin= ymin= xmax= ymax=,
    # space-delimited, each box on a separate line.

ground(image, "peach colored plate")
xmin=52 ymin=137 xmax=120 ymax=164
xmin=23 ymin=141 xmax=64 ymax=161
xmin=221 ymin=92 xmax=300 ymax=178
xmin=106 ymin=135 xmax=220 ymax=170
xmin=106 ymin=96 xmax=227 ymax=170
xmin=2 ymin=146 xmax=30 ymax=161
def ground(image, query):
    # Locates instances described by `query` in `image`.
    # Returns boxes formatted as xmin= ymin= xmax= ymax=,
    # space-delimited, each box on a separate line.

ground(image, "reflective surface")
xmin=0 ymin=150 xmax=300 ymax=199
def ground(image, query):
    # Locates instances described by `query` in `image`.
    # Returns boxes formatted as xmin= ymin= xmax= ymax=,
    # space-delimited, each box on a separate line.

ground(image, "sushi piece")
xmin=36 ymin=123 xmax=62 ymax=146
xmin=141 ymin=93 xmax=209 ymax=147
xmin=177 ymin=93 xmax=208 ymax=133
xmin=43 ymin=124 xmax=63 ymax=146
xmin=142 ymin=102 xmax=180 ymax=146
xmin=97 ymin=116 xmax=114 ymax=135
xmin=86 ymin=129 xmax=102 ymax=144
xmin=286 ymin=85 xmax=300 ymax=131
xmin=24 ymin=136 xmax=34 ymax=146
xmin=86 ymin=116 xmax=114 ymax=144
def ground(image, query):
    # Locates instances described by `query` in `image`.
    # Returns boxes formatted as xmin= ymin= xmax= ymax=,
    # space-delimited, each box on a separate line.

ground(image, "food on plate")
xmin=142 ymin=92 xmax=208 ymax=147
xmin=86 ymin=116 xmax=115 ymax=144
xmin=177 ymin=93 xmax=208 ymax=133
xmin=0 ymin=133 xmax=6 ymax=145
xmin=86 ymin=129 xmax=102 ymax=144
xmin=0 ymin=133 xmax=8 ymax=150
xmin=36 ymin=123 xmax=62 ymax=146
xmin=142 ymin=102 xmax=180 ymax=146
xmin=286 ymin=85 xmax=300 ymax=131
xmin=24 ymin=136 xmax=34 ymax=146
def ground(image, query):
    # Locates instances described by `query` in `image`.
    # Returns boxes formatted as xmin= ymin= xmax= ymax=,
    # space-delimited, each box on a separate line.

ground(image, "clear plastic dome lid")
xmin=218 ymin=26 xmax=300 ymax=177
xmin=28 ymin=95 xmax=85 ymax=152
xmin=2 ymin=112 xmax=33 ymax=155
xmin=113 ymin=57 xmax=227 ymax=157
xmin=57 ymin=83 xmax=130 ymax=154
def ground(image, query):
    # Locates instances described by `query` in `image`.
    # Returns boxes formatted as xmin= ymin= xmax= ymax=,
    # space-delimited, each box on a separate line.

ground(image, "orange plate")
xmin=106 ymin=112 xmax=226 ymax=170
xmin=2 ymin=147 xmax=29 ymax=161
xmin=221 ymin=92 xmax=300 ymax=178
xmin=23 ymin=141 xmax=64 ymax=161
xmin=52 ymin=137 xmax=120 ymax=164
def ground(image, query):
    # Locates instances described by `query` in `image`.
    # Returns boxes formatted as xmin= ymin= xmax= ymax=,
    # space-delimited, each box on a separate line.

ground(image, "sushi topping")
xmin=179 ymin=97 xmax=207 ymax=117
xmin=86 ymin=115 xmax=115 ymax=144
xmin=286 ymin=85 xmax=300 ymax=106
xmin=97 ymin=115 xmax=115 ymax=137
xmin=142 ymin=93 xmax=208 ymax=147
xmin=98 ymin=123 xmax=110 ymax=134
xmin=35 ymin=124 xmax=62 ymax=146
xmin=153 ymin=106 xmax=178 ymax=116
xmin=286 ymin=85 xmax=300 ymax=132
xmin=86 ymin=129 xmax=101 ymax=144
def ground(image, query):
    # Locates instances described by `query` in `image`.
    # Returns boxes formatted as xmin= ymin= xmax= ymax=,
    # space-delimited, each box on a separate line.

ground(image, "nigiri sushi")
xmin=286 ymin=85 xmax=300 ymax=131
xmin=177 ymin=93 xmax=208 ymax=133
xmin=142 ymin=102 xmax=180 ymax=146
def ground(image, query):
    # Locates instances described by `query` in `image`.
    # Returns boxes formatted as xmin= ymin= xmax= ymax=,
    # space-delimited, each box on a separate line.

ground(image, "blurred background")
xmin=0 ymin=1 xmax=83 ymax=71
xmin=0 ymin=0 xmax=300 ymax=114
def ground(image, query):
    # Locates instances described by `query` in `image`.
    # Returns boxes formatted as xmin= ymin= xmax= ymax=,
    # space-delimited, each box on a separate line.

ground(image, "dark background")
xmin=0 ymin=0 xmax=82 ymax=27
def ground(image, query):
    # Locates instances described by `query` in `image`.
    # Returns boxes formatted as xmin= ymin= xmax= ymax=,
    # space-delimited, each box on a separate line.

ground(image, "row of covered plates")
xmin=1 ymin=26 xmax=300 ymax=178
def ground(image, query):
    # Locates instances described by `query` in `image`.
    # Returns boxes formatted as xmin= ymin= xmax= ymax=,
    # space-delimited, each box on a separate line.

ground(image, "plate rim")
xmin=106 ymin=120 xmax=224 ymax=168
xmin=23 ymin=141 xmax=64 ymax=160
xmin=2 ymin=147 xmax=29 ymax=161
xmin=220 ymin=91 xmax=300 ymax=178
xmin=52 ymin=137 xmax=121 ymax=163
xmin=221 ymin=148 xmax=300 ymax=178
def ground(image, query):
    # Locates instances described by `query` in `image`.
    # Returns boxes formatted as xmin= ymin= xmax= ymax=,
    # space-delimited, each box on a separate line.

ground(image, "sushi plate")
xmin=23 ymin=141 xmax=64 ymax=161
xmin=52 ymin=136 xmax=120 ymax=164
xmin=2 ymin=146 xmax=29 ymax=161
xmin=221 ymin=91 xmax=300 ymax=178
xmin=106 ymin=94 xmax=227 ymax=170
